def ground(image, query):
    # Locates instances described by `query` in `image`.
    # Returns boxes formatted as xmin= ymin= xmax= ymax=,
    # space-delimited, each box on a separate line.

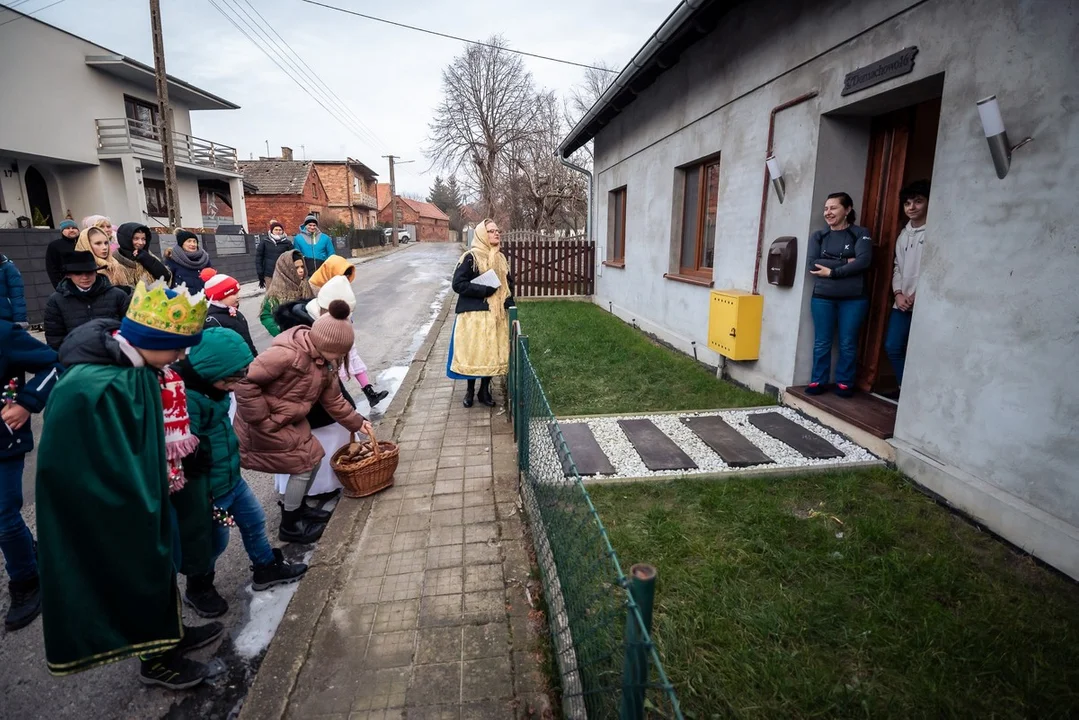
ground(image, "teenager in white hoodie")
xmin=884 ymin=180 xmax=929 ymax=393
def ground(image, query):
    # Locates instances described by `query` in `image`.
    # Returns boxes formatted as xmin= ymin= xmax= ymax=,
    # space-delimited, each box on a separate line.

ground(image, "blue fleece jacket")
xmin=293 ymin=231 xmax=335 ymax=263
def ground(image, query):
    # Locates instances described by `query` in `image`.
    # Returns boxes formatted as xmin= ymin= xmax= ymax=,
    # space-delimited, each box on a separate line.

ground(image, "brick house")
xmin=376 ymin=191 xmax=451 ymax=242
xmin=312 ymin=159 xmax=380 ymax=229
xmin=238 ymin=155 xmax=328 ymax=234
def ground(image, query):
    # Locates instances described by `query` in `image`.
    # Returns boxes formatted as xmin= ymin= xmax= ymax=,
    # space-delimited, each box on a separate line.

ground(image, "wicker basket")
xmin=330 ymin=430 xmax=399 ymax=498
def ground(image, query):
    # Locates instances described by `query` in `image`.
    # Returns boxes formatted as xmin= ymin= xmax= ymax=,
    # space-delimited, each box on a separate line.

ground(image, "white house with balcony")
xmin=0 ymin=8 xmax=246 ymax=231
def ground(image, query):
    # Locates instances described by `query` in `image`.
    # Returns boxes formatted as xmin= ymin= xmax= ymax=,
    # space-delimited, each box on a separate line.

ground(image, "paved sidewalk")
xmin=240 ymin=312 xmax=550 ymax=719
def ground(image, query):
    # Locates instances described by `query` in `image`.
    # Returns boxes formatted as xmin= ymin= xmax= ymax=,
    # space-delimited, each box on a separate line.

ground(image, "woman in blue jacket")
xmin=0 ymin=255 xmax=27 ymax=326
xmin=293 ymin=215 xmax=335 ymax=274
xmin=806 ymin=192 xmax=873 ymax=398
xmin=165 ymin=230 xmax=214 ymax=293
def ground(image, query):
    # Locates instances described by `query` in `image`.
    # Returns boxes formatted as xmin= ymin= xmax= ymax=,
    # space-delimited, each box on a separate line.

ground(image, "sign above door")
xmin=842 ymin=47 xmax=919 ymax=96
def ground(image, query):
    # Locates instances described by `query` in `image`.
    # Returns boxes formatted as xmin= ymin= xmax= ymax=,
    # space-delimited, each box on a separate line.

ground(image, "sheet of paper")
xmin=472 ymin=269 xmax=502 ymax=289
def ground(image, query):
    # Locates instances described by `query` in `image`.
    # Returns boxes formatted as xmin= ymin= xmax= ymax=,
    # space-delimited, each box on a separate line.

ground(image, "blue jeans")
xmin=0 ymin=457 xmax=36 ymax=583
xmin=212 ymin=481 xmax=275 ymax=568
xmin=810 ymin=296 xmax=869 ymax=386
xmin=884 ymin=308 xmax=913 ymax=386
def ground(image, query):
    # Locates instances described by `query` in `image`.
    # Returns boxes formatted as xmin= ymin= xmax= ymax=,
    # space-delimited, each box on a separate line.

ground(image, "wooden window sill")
xmin=664 ymin=272 xmax=713 ymax=288
xmin=603 ymin=260 xmax=626 ymax=269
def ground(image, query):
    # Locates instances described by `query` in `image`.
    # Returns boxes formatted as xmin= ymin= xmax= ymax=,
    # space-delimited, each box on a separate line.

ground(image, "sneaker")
xmin=183 ymin=573 xmax=228 ymax=618
xmin=175 ymin=622 xmax=224 ymax=654
xmin=138 ymin=651 xmax=208 ymax=690
xmin=252 ymin=548 xmax=309 ymax=591
xmin=835 ymin=383 xmax=854 ymax=398
xmin=804 ymin=382 xmax=826 ymax=396
xmin=5 ymin=576 xmax=41 ymax=631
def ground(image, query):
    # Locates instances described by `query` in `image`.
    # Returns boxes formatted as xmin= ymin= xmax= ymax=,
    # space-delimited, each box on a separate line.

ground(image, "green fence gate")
xmin=507 ymin=307 xmax=683 ymax=720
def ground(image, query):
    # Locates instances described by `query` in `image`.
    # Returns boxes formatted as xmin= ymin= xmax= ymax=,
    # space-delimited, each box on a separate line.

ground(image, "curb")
xmin=237 ymin=291 xmax=454 ymax=720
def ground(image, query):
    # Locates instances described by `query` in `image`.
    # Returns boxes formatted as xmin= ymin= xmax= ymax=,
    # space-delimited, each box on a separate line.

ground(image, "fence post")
xmin=508 ymin=306 xmax=518 ymax=428
xmin=620 ymin=564 xmax=657 ymax=720
xmin=517 ymin=335 xmax=530 ymax=474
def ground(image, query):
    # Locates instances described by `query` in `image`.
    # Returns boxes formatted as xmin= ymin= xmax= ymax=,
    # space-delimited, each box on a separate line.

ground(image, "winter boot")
xmin=278 ymin=499 xmax=332 ymax=524
xmin=139 ymin=650 xmax=208 ymax=690
xmin=463 ymin=379 xmax=476 ymax=408
xmin=477 ymin=377 xmax=496 ymax=407
xmin=175 ymin=622 xmax=225 ymax=654
xmin=252 ymin=548 xmax=309 ymax=591
xmin=183 ymin=572 xmax=228 ymax=618
xmin=5 ymin=575 xmax=41 ymax=631
xmin=279 ymin=507 xmax=326 ymax=544
xmin=362 ymin=384 xmax=389 ymax=407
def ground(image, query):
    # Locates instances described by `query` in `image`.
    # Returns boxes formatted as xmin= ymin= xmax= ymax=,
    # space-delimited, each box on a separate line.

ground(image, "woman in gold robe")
xmin=446 ymin=219 xmax=515 ymax=407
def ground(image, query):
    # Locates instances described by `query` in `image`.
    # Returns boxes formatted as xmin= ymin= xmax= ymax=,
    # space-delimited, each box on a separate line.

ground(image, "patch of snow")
xmin=376 ymin=365 xmax=410 ymax=409
xmin=233 ymin=550 xmax=314 ymax=659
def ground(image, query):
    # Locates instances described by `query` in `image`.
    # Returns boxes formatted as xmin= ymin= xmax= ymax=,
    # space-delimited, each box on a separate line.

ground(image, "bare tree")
xmin=564 ymin=60 xmax=618 ymax=167
xmin=427 ymin=36 xmax=541 ymax=220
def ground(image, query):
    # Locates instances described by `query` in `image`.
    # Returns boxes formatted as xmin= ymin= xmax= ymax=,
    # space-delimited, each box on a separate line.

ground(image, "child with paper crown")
xmin=35 ymin=280 xmax=222 ymax=690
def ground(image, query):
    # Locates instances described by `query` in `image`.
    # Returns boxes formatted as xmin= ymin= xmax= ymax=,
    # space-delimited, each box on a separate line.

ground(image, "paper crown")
xmin=124 ymin=280 xmax=208 ymax=338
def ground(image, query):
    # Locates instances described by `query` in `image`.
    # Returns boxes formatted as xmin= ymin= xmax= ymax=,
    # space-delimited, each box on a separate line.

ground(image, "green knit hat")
xmin=187 ymin=327 xmax=253 ymax=382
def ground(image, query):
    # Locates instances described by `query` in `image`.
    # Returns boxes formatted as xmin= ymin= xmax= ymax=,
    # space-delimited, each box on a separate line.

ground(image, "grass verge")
xmin=516 ymin=301 xmax=772 ymax=416
xmin=589 ymin=467 xmax=1079 ymax=718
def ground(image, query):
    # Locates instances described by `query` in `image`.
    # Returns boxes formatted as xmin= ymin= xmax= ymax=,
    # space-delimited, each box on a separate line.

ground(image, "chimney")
xmin=281 ymin=146 xmax=293 ymax=161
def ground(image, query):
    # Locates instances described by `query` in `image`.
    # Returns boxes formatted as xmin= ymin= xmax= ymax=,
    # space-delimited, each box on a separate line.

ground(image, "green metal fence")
xmin=507 ymin=307 xmax=683 ymax=720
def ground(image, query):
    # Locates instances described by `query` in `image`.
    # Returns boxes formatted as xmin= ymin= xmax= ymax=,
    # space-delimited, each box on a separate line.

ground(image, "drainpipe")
xmin=752 ymin=91 xmax=818 ymax=294
xmin=559 ymin=154 xmax=593 ymax=242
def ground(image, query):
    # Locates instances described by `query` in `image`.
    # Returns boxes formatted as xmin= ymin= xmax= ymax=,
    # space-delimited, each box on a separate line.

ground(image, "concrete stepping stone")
xmin=617 ymin=419 xmax=698 ymax=471
xmin=549 ymin=423 xmax=615 ymax=477
xmin=681 ymin=416 xmax=774 ymax=467
xmin=746 ymin=412 xmax=844 ymax=459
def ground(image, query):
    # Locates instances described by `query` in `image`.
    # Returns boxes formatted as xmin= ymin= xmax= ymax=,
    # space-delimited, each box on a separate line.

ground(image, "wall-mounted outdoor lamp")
xmin=976 ymin=95 xmax=1033 ymax=179
xmin=765 ymin=154 xmax=785 ymax=203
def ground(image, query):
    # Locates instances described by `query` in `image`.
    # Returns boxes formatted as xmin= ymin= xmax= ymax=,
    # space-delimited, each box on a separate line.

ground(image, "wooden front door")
xmin=856 ymin=110 xmax=910 ymax=392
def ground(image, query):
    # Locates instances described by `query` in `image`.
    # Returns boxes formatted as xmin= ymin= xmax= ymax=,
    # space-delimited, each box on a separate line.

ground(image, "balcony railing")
xmin=96 ymin=118 xmax=239 ymax=173
xmin=352 ymin=190 xmax=378 ymax=209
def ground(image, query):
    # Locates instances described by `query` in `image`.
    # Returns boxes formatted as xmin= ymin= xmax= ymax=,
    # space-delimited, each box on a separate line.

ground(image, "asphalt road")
xmin=0 ymin=242 xmax=460 ymax=720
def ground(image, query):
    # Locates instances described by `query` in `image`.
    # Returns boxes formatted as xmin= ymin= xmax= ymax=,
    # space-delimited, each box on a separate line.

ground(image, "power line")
xmin=236 ymin=0 xmax=390 ymax=153
xmin=300 ymin=0 xmax=618 ymax=73
xmin=0 ymin=0 xmax=71 ymax=28
xmin=217 ymin=0 xmax=385 ymax=152
xmin=206 ymin=0 xmax=384 ymax=156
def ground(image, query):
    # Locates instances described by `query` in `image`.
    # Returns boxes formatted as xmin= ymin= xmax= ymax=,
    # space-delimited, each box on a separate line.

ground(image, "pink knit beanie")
xmin=309 ymin=299 xmax=354 ymax=358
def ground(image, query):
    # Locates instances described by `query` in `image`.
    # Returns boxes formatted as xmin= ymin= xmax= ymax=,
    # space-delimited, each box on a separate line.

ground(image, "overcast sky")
xmin=14 ymin=0 xmax=674 ymax=195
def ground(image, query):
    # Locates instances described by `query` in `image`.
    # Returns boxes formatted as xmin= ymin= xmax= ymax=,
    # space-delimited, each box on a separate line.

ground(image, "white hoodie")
xmin=892 ymin=221 xmax=926 ymax=309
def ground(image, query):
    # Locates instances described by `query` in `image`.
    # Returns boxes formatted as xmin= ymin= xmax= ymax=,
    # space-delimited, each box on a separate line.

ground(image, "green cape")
xmin=35 ymin=363 xmax=182 ymax=675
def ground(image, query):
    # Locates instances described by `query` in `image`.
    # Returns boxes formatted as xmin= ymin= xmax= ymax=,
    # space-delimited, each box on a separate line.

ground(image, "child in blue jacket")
xmin=0 ymin=320 xmax=62 ymax=630
xmin=0 ymin=255 xmax=28 ymax=326
xmin=293 ymin=215 xmax=335 ymax=273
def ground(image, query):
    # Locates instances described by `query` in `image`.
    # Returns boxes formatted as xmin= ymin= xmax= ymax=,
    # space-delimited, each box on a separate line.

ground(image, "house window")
xmin=607 ymin=187 xmax=627 ymax=265
xmin=678 ymin=157 xmax=720 ymax=275
xmin=353 ymin=176 xmax=360 ymax=193
xmin=124 ymin=95 xmax=159 ymax=139
xmin=144 ymin=178 xmax=167 ymax=217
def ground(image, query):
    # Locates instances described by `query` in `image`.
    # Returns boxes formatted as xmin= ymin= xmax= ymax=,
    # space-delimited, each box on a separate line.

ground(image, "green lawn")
xmin=589 ymin=469 xmax=1079 ymax=719
xmin=515 ymin=301 xmax=772 ymax=416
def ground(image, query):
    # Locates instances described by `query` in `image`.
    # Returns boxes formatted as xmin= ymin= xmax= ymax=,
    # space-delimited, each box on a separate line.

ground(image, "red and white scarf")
xmin=160 ymin=367 xmax=199 ymax=493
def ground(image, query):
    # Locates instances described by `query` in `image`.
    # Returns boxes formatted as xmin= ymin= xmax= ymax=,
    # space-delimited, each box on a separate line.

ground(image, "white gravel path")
xmin=552 ymin=407 xmax=878 ymax=480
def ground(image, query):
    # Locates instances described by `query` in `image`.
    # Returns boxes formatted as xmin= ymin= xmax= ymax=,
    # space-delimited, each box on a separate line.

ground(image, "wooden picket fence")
xmin=501 ymin=235 xmax=595 ymax=297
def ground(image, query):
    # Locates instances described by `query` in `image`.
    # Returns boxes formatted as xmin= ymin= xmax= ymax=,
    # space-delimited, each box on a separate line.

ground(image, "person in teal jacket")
xmin=173 ymin=327 xmax=307 ymax=617
xmin=292 ymin=215 xmax=335 ymax=274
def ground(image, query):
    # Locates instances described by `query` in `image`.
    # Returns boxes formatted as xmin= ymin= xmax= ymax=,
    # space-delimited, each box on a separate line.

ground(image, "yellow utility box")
xmin=707 ymin=290 xmax=763 ymax=360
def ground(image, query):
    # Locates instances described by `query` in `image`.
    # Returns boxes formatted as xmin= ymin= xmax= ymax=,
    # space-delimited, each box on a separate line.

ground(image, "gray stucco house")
xmin=560 ymin=0 xmax=1078 ymax=578
xmin=0 ymin=7 xmax=247 ymax=230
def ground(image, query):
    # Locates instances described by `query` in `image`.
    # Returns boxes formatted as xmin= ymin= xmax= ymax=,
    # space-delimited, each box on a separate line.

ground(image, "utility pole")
xmin=149 ymin=0 xmax=180 ymax=230
xmin=382 ymin=155 xmax=414 ymax=246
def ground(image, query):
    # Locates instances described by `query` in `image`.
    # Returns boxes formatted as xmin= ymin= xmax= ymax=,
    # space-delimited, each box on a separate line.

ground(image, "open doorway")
xmin=856 ymin=97 xmax=940 ymax=396
xmin=25 ymin=165 xmax=54 ymax=228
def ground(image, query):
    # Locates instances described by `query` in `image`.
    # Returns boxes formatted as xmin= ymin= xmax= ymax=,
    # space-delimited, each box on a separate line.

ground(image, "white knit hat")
xmin=306 ymin=275 xmax=356 ymax=318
